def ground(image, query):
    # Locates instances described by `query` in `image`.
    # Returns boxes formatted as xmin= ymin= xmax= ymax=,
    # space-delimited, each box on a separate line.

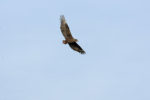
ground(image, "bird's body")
xmin=60 ymin=15 xmax=85 ymax=54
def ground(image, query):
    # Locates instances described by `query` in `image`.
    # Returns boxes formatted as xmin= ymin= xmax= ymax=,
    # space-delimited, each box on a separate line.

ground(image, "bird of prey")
xmin=60 ymin=15 xmax=85 ymax=54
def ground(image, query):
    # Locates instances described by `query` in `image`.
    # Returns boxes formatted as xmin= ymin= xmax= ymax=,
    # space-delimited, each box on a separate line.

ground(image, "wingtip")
xmin=60 ymin=15 xmax=65 ymax=20
xmin=80 ymin=50 xmax=86 ymax=54
xmin=60 ymin=15 xmax=66 ymax=24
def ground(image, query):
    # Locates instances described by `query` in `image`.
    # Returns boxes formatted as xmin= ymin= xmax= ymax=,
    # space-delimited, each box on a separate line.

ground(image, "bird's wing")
xmin=68 ymin=42 xmax=85 ymax=54
xmin=60 ymin=15 xmax=74 ymax=40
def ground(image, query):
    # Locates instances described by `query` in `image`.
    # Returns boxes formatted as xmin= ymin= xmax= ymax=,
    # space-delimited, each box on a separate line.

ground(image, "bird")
xmin=60 ymin=15 xmax=85 ymax=54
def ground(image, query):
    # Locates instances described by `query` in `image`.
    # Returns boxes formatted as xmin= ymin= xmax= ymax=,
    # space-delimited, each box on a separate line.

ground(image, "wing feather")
xmin=60 ymin=15 xmax=73 ymax=40
xmin=68 ymin=42 xmax=85 ymax=54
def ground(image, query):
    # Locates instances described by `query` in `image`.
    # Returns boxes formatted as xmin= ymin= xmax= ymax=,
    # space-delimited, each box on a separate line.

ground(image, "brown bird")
xmin=60 ymin=15 xmax=85 ymax=54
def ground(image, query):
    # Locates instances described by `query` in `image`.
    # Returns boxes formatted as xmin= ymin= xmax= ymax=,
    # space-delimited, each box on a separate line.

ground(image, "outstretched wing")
xmin=60 ymin=15 xmax=73 ymax=40
xmin=68 ymin=42 xmax=85 ymax=54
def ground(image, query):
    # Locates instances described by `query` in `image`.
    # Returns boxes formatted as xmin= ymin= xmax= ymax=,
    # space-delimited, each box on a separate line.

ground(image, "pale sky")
xmin=0 ymin=0 xmax=150 ymax=100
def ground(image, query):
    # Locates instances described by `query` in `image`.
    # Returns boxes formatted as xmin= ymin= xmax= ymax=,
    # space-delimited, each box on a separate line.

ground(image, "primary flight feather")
xmin=60 ymin=15 xmax=85 ymax=54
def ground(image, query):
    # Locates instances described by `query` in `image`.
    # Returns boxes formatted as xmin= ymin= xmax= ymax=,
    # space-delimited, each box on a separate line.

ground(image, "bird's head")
xmin=74 ymin=39 xmax=78 ymax=42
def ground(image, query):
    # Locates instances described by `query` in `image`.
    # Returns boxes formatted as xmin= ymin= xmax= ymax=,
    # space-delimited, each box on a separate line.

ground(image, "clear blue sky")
xmin=0 ymin=0 xmax=150 ymax=100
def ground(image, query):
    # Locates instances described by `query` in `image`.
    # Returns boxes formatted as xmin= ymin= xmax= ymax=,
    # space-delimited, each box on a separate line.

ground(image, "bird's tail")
xmin=68 ymin=42 xmax=86 ymax=54
xmin=60 ymin=15 xmax=66 ymax=24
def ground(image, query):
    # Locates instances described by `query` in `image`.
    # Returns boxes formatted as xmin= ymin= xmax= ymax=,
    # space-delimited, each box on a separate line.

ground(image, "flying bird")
xmin=60 ymin=15 xmax=85 ymax=54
